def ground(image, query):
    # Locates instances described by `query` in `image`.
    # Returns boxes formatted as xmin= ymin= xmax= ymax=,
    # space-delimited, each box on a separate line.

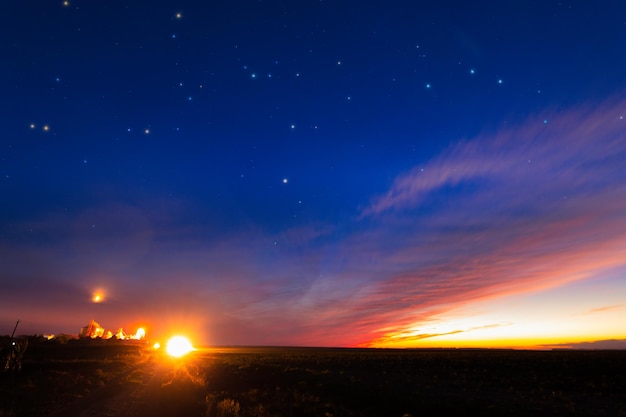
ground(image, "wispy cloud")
xmin=362 ymin=323 xmax=511 ymax=347
xmin=361 ymin=97 xmax=626 ymax=218
xmin=583 ymin=305 xmax=624 ymax=315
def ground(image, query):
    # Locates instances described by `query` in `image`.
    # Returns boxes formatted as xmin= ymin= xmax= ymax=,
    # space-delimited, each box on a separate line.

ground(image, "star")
xmin=144 ymin=128 xmax=150 ymax=134
xmin=283 ymin=178 xmax=288 ymax=184
xmin=42 ymin=125 xmax=50 ymax=131
xmin=175 ymin=12 xmax=182 ymax=19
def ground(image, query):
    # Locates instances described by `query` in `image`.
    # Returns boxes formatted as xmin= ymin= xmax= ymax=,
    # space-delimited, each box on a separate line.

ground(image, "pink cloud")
xmin=361 ymin=97 xmax=626 ymax=217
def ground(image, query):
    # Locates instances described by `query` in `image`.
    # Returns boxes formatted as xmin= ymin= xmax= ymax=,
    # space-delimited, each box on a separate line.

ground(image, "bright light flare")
xmin=131 ymin=328 xmax=146 ymax=340
xmin=92 ymin=293 xmax=103 ymax=303
xmin=166 ymin=336 xmax=194 ymax=357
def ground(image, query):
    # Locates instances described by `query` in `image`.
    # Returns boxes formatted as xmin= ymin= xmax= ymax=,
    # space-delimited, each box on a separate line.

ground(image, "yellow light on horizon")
xmin=131 ymin=327 xmax=146 ymax=340
xmin=166 ymin=336 xmax=193 ymax=357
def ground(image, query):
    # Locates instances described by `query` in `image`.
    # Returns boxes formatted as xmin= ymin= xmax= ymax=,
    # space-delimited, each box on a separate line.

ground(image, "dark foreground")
xmin=1 ymin=340 xmax=625 ymax=417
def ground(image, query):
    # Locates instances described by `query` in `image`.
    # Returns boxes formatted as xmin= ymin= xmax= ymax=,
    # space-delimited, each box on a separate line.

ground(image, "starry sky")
xmin=1 ymin=1 xmax=626 ymax=348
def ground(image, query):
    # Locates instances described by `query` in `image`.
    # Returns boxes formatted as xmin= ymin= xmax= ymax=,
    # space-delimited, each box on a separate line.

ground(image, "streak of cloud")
xmin=583 ymin=305 xmax=624 ymax=315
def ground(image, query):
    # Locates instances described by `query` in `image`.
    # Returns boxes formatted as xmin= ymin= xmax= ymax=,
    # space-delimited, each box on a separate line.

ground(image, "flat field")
xmin=1 ymin=340 xmax=625 ymax=416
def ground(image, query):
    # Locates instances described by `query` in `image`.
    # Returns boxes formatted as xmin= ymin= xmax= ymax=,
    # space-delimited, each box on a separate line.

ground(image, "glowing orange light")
xmin=166 ymin=336 xmax=193 ymax=357
xmin=92 ymin=293 xmax=103 ymax=303
xmin=153 ymin=342 xmax=161 ymax=349
xmin=131 ymin=328 xmax=146 ymax=340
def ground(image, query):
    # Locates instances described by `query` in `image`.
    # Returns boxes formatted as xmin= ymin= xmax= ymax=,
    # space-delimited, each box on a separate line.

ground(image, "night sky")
xmin=2 ymin=1 xmax=626 ymax=348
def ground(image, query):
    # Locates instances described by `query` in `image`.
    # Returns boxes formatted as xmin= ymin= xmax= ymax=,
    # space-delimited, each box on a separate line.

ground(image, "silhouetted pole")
xmin=11 ymin=320 xmax=20 ymax=338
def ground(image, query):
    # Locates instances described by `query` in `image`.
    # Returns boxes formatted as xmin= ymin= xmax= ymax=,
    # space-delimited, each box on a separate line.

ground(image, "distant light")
xmin=283 ymin=178 xmax=288 ymax=184
xmin=92 ymin=293 xmax=103 ymax=303
xmin=43 ymin=125 xmax=50 ymax=131
xmin=153 ymin=342 xmax=161 ymax=349
xmin=166 ymin=336 xmax=193 ymax=357
xmin=132 ymin=328 xmax=146 ymax=340
xmin=175 ymin=12 xmax=182 ymax=19
xmin=144 ymin=128 xmax=150 ymax=134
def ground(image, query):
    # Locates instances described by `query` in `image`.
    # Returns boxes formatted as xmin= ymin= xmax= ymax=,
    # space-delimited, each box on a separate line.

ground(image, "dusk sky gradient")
xmin=1 ymin=1 xmax=625 ymax=348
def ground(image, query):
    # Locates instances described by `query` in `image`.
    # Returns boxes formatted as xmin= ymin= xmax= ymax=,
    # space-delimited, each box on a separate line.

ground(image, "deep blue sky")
xmin=2 ymin=1 xmax=626 ymax=347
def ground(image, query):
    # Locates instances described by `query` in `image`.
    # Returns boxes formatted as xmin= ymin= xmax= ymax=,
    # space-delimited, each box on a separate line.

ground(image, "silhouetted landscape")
xmin=2 ymin=337 xmax=625 ymax=416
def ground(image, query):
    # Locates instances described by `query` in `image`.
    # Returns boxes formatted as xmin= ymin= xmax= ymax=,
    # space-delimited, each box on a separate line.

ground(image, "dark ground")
xmin=1 ymin=338 xmax=625 ymax=416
